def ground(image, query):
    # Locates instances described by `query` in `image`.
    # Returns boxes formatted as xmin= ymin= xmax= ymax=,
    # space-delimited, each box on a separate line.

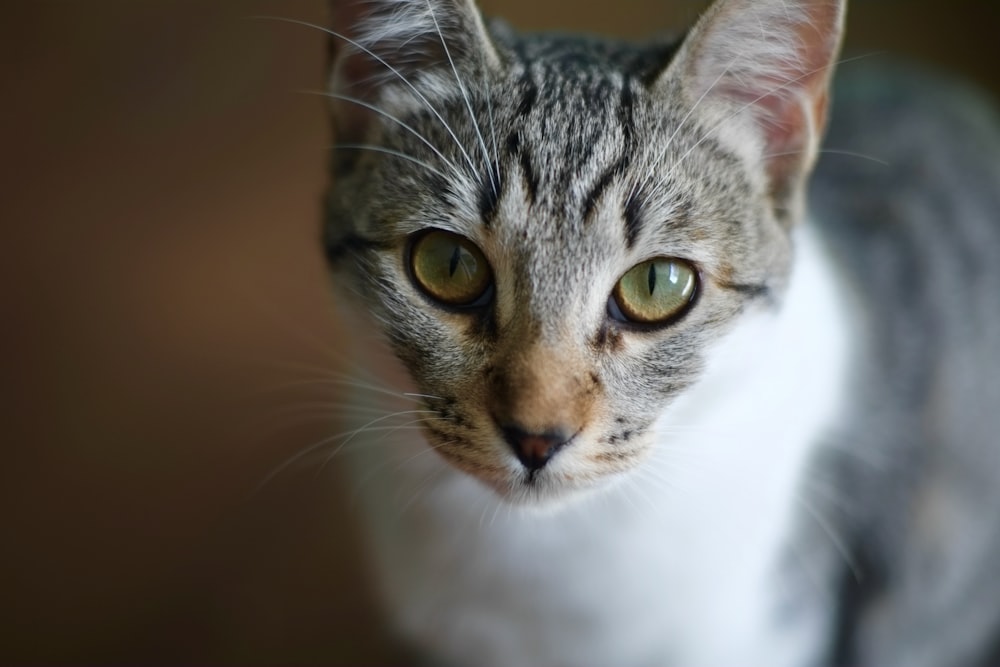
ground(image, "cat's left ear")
xmin=658 ymin=0 xmax=845 ymax=221
xmin=327 ymin=0 xmax=501 ymax=145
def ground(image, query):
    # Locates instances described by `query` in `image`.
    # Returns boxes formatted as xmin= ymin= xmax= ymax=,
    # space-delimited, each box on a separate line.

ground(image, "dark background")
xmin=2 ymin=1 xmax=998 ymax=663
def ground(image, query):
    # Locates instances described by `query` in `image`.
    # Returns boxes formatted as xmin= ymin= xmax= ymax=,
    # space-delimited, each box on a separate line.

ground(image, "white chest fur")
xmin=342 ymin=226 xmax=852 ymax=667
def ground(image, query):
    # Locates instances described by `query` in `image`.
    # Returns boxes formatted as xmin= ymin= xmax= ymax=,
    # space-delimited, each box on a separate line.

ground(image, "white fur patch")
xmin=343 ymin=224 xmax=854 ymax=666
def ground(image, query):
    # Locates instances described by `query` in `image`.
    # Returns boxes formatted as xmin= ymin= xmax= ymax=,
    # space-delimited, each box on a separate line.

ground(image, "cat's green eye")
xmin=409 ymin=230 xmax=493 ymax=307
xmin=611 ymin=258 xmax=697 ymax=325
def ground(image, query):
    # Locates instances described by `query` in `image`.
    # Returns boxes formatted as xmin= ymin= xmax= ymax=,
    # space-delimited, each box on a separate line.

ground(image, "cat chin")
xmin=491 ymin=482 xmax=585 ymax=512
xmin=469 ymin=466 xmax=622 ymax=514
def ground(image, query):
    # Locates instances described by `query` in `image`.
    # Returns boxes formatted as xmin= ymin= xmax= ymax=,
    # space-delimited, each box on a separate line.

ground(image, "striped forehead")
xmin=509 ymin=65 xmax=635 ymax=218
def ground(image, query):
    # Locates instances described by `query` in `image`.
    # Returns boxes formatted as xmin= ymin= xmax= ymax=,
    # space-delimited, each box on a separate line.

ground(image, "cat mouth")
xmin=431 ymin=441 xmax=591 ymax=504
xmin=484 ymin=459 xmax=604 ymax=507
xmin=419 ymin=425 xmax=616 ymax=505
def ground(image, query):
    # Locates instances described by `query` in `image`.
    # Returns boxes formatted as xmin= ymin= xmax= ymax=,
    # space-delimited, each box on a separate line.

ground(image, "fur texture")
xmin=321 ymin=0 xmax=1000 ymax=664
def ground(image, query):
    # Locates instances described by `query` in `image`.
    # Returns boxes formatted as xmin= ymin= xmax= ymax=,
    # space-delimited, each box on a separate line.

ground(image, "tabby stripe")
xmin=618 ymin=79 xmax=636 ymax=148
xmin=479 ymin=164 xmax=501 ymax=226
xmin=622 ymin=187 xmax=644 ymax=248
xmin=582 ymin=156 xmax=628 ymax=223
xmin=506 ymin=130 xmax=538 ymax=204
xmin=585 ymin=80 xmax=638 ymax=230
xmin=516 ymin=79 xmax=538 ymax=119
xmin=718 ymin=282 xmax=772 ymax=300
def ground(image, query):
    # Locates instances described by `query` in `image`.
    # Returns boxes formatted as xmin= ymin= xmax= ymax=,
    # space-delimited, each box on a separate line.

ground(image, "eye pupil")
xmin=647 ymin=263 xmax=657 ymax=296
xmin=449 ymin=245 xmax=461 ymax=277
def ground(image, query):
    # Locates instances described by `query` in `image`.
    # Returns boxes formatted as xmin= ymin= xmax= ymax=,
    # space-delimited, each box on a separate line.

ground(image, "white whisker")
xmin=394 ymin=462 xmax=451 ymax=516
xmin=402 ymin=391 xmax=445 ymax=401
xmin=319 ymin=409 xmax=448 ymax=469
xmin=308 ymin=90 xmax=465 ymax=179
xmin=334 ymin=143 xmax=450 ymax=180
xmin=422 ymin=0 xmax=495 ymax=193
xmin=253 ymin=15 xmax=479 ymax=176
xmin=256 ymin=407 xmax=441 ymax=491
xmin=484 ymin=70 xmax=500 ymax=188
xmin=763 ymin=147 xmax=889 ymax=166
xmin=253 ymin=363 xmax=421 ymax=405
xmin=793 ymin=491 xmax=863 ymax=584
xmin=668 ymin=53 xmax=880 ymax=177
xmin=633 ymin=55 xmax=740 ymax=203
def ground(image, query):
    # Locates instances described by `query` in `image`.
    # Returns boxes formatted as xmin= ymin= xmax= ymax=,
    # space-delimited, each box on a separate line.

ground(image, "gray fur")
xmin=807 ymin=63 xmax=1000 ymax=665
xmin=323 ymin=0 xmax=1000 ymax=663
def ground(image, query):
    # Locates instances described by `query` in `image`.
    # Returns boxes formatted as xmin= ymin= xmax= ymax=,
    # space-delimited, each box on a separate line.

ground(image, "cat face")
xmin=325 ymin=0 xmax=843 ymax=504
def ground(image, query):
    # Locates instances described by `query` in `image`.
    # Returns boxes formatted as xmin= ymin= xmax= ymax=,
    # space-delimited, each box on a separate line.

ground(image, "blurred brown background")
xmin=1 ymin=1 xmax=997 ymax=663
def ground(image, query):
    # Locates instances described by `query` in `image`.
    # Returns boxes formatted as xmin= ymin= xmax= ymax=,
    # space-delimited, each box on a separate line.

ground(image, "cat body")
xmin=322 ymin=0 xmax=1000 ymax=664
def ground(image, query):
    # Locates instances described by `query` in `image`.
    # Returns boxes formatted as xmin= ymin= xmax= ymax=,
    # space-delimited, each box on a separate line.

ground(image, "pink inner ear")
xmin=721 ymin=81 xmax=817 ymax=189
xmin=717 ymin=80 xmax=807 ymax=146
xmin=681 ymin=0 xmax=844 ymax=206
xmin=757 ymin=90 xmax=816 ymax=205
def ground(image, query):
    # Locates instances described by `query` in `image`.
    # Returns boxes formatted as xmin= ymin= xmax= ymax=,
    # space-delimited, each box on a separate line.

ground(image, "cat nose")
xmin=499 ymin=424 xmax=572 ymax=472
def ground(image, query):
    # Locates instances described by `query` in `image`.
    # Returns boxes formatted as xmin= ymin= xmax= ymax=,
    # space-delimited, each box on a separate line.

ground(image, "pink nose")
xmin=499 ymin=424 xmax=571 ymax=471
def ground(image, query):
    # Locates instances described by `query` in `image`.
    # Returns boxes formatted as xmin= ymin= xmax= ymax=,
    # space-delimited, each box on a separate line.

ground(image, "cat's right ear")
xmin=327 ymin=0 xmax=501 ymax=145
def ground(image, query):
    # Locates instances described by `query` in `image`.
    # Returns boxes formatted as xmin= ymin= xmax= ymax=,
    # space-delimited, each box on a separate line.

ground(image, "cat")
xmin=320 ymin=0 xmax=1000 ymax=664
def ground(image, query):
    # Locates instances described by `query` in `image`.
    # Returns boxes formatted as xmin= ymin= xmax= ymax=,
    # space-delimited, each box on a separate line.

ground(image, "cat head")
xmin=324 ymin=0 xmax=844 ymax=505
